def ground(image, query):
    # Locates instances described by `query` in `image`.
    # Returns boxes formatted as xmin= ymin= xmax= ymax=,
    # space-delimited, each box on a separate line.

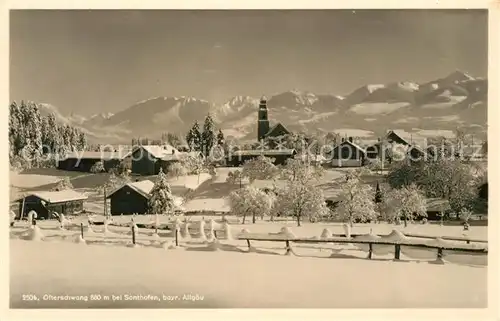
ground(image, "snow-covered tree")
xmin=90 ymin=161 xmax=105 ymax=173
xmin=228 ymin=185 xmax=274 ymax=224
xmin=201 ymin=114 xmax=216 ymax=157
xmin=242 ymin=156 xmax=278 ymax=183
xmin=148 ymin=168 xmax=176 ymax=215
xmin=226 ymin=169 xmax=246 ymax=189
xmin=181 ymin=155 xmax=206 ymax=184
xmin=186 ymin=121 xmax=202 ymax=152
xmin=167 ymin=162 xmax=187 ymax=180
xmin=273 ymin=181 xmax=329 ymax=226
xmin=216 ymin=129 xmax=225 ymax=146
xmin=336 ymin=170 xmax=377 ymax=226
xmin=386 ymin=184 xmax=427 ymax=227
xmin=53 ymin=177 xmax=73 ymax=191
xmin=279 ymin=158 xmax=325 ymax=185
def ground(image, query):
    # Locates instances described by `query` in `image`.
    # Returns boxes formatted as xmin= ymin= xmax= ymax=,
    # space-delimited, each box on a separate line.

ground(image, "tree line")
xmin=9 ymin=101 xmax=88 ymax=171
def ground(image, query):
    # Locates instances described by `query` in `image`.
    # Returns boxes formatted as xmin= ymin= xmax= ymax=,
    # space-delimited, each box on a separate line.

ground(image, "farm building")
xmin=130 ymin=145 xmax=179 ymax=176
xmin=424 ymin=198 xmax=451 ymax=221
xmin=57 ymin=150 xmax=132 ymax=172
xmin=107 ymin=180 xmax=184 ymax=215
xmin=329 ymin=138 xmax=367 ymax=167
xmin=107 ymin=180 xmax=154 ymax=215
xmin=15 ymin=190 xmax=88 ymax=220
xmin=226 ymin=149 xmax=297 ymax=167
xmin=366 ymin=130 xmax=428 ymax=162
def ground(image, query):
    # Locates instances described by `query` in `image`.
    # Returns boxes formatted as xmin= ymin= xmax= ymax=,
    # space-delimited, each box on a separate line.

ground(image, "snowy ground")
xmin=10 ymin=218 xmax=487 ymax=309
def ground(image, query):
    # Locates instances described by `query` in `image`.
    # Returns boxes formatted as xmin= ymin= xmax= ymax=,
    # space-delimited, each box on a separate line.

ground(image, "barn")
xmin=329 ymin=139 xmax=367 ymax=167
xmin=106 ymin=180 xmax=184 ymax=215
xmin=226 ymin=149 xmax=297 ymax=167
xmin=130 ymin=145 xmax=179 ymax=176
xmin=15 ymin=190 xmax=88 ymax=220
xmin=57 ymin=150 xmax=131 ymax=172
xmin=107 ymin=180 xmax=155 ymax=215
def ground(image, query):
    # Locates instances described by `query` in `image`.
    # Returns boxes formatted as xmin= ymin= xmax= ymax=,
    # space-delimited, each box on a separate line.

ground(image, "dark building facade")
xmin=57 ymin=151 xmax=130 ymax=172
xmin=107 ymin=180 xmax=154 ymax=215
xmin=226 ymin=149 xmax=297 ymax=167
xmin=130 ymin=145 xmax=178 ymax=176
xmin=16 ymin=190 xmax=87 ymax=220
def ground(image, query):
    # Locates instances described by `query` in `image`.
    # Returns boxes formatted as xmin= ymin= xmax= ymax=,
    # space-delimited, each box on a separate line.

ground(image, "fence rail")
xmin=236 ymin=234 xmax=488 ymax=261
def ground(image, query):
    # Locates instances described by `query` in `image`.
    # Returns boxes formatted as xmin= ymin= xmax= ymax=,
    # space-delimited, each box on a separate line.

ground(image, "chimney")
xmin=348 ymin=137 xmax=353 ymax=143
xmin=341 ymin=137 xmax=345 ymax=143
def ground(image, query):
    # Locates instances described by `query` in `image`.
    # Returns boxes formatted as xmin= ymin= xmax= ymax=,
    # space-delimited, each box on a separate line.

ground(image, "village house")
xmin=106 ymin=179 xmax=183 ymax=215
xmin=366 ymin=130 xmax=428 ymax=162
xmin=107 ymin=180 xmax=155 ymax=215
xmin=15 ymin=189 xmax=88 ymax=220
xmin=328 ymin=137 xmax=367 ymax=167
xmin=226 ymin=149 xmax=297 ymax=167
xmin=57 ymin=150 xmax=132 ymax=172
xmin=130 ymin=145 xmax=179 ymax=176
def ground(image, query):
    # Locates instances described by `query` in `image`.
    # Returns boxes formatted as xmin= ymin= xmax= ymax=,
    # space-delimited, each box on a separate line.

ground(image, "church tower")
xmin=257 ymin=96 xmax=270 ymax=141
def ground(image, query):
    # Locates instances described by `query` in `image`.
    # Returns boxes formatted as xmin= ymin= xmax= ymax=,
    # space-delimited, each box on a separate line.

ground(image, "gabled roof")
xmin=426 ymin=198 xmax=451 ymax=212
xmin=232 ymin=149 xmax=297 ymax=157
xmin=61 ymin=151 xmax=129 ymax=161
xmin=19 ymin=190 xmax=88 ymax=203
xmin=385 ymin=130 xmax=427 ymax=148
xmin=332 ymin=140 xmax=367 ymax=155
xmin=107 ymin=180 xmax=155 ymax=199
xmin=133 ymin=145 xmax=179 ymax=159
xmin=264 ymin=123 xmax=290 ymax=138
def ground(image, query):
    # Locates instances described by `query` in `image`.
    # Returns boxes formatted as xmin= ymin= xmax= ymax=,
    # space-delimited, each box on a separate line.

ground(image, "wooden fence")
xmin=236 ymin=234 xmax=488 ymax=262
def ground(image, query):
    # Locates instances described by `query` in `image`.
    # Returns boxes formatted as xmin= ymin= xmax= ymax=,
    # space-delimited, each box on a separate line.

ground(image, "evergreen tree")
xmin=186 ymin=121 xmax=202 ymax=152
xmin=201 ymin=114 xmax=216 ymax=156
xmin=217 ymin=129 xmax=225 ymax=146
xmin=148 ymin=168 xmax=176 ymax=215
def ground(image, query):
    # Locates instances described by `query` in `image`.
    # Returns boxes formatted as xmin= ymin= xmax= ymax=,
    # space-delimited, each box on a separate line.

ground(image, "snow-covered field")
xmin=9 ymin=217 xmax=487 ymax=308
xmin=10 ymin=171 xmax=61 ymax=189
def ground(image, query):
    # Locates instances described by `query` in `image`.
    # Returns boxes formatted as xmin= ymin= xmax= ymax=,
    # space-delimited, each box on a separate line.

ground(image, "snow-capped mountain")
xmin=39 ymin=71 xmax=487 ymax=144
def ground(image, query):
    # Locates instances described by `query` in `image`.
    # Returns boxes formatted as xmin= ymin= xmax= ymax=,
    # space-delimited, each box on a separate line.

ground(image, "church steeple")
xmin=257 ymin=96 xmax=270 ymax=141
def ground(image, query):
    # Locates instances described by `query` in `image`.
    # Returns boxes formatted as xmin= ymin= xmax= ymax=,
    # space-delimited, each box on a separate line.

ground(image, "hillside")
xmin=39 ymin=71 xmax=487 ymax=144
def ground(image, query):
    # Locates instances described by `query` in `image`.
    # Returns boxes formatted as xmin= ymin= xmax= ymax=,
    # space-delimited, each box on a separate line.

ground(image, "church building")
xmin=257 ymin=96 xmax=291 ymax=142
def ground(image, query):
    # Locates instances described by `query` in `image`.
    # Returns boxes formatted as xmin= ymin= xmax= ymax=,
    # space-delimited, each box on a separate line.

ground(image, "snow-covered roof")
xmin=332 ymin=140 xmax=367 ymax=154
xmin=62 ymin=151 xmax=129 ymax=160
xmin=133 ymin=145 xmax=179 ymax=159
xmin=161 ymin=151 xmax=203 ymax=162
xmin=426 ymin=198 xmax=451 ymax=212
xmin=25 ymin=190 xmax=88 ymax=203
xmin=232 ymin=149 xmax=296 ymax=156
xmin=107 ymin=180 xmax=155 ymax=199
xmin=251 ymin=180 xmax=288 ymax=190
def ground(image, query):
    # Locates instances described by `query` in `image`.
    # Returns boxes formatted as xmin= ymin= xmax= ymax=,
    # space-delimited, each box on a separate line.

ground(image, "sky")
xmin=10 ymin=10 xmax=488 ymax=116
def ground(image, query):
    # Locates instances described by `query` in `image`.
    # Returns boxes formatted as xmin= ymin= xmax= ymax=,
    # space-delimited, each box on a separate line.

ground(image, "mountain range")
xmin=37 ymin=70 xmax=487 ymax=144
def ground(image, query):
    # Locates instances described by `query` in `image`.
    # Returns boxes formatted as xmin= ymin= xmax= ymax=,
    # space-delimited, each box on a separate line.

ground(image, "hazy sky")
xmin=10 ymin=10 xmax=488 ymax=116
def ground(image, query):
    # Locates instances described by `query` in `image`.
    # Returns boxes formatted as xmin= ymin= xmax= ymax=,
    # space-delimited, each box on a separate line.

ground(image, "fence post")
xmin=132 ymin=225 xmax=136 ymax=245
xmin=80 ymin=222 xmax=84 ymax=239
xmin=175 ymin=228 xmax=179 ymax=246
xmin=285 ymin=240 xmax=291 ymax=255
xmin=214 ymin=230 xmax=218 ymax=239
xmin=246 ymin=239 xmax=251 ymax=250
xmin=437 ymin=247 xmax=443 ymax=260
xmin=394 ymin=244 xmax=401 ymax=260
xmin=368 ymin=243 xmax=373 ymax=259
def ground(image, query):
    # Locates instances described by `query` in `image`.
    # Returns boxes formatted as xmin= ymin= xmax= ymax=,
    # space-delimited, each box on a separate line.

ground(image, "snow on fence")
xmin=236 ymin=232 xmax=487 ymax=265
